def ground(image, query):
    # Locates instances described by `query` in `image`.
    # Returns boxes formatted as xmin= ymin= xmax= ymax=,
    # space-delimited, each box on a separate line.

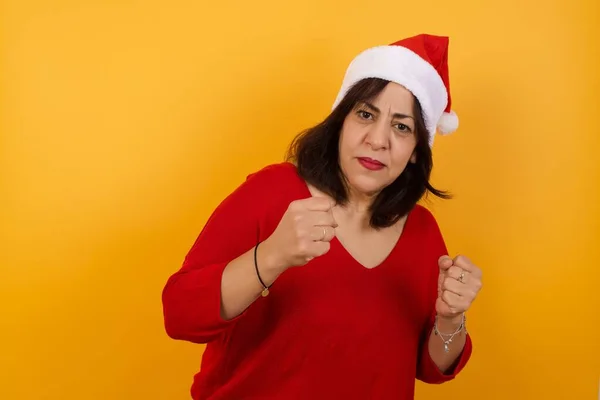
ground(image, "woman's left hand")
xmin=436 ymin=255 xmax=483 ymax=319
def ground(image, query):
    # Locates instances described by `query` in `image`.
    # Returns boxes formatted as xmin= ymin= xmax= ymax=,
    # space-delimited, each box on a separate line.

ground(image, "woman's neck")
xmin=336 ymin=190 xmax=376 ymax=230
xmin=306 ymin=182 xmax=376 ymax=230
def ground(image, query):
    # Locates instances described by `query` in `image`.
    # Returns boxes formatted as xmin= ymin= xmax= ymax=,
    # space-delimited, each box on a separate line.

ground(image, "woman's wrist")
xmin=435 ymin=313 xmax=465 ymax=332
xmin=256 ymin=238 xmax=288 ymax=284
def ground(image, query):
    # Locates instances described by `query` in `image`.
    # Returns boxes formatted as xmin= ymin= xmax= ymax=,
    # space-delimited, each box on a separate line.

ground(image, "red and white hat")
xmin=332 ymin=33 xmax=458 ymax=147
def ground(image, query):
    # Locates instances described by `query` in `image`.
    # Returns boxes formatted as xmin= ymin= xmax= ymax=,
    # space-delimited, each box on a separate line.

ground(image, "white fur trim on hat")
xmin=332 ymin=45 xmax=449 ymax=147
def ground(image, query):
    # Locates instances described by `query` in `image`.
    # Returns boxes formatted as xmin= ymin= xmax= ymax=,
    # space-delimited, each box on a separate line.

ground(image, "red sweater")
xmin=162 ymin=162 xmax=472 ymax=400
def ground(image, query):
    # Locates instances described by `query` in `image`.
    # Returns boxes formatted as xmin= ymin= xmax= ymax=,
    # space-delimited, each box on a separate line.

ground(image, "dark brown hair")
xmin=285 ymin=78 xmax=450 ymax=229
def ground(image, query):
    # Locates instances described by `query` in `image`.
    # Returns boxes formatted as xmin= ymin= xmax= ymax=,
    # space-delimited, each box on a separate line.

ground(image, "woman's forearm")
xmin=220 ymin=238 xmax=286 ymax=320
xmin=427 ymin=314 xmax=467 ymax=373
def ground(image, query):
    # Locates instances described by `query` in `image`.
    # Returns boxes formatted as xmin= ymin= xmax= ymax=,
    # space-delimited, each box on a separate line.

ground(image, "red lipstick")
xmin=357 ymin=157 xmax=385 ymax=171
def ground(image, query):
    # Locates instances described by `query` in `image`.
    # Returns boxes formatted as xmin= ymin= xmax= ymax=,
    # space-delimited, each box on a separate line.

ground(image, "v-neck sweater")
xmin=162 ymin=162 xmax=472 ymax=400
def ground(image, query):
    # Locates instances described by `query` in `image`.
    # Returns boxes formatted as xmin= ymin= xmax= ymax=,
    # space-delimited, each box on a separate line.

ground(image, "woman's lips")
xmin=357 ymin=157 xmax=385 ymax=171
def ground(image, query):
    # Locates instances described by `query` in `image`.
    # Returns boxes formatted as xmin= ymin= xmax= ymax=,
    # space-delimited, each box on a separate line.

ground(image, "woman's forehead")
xmin=359 ymin=85 xmax=414 ymax=115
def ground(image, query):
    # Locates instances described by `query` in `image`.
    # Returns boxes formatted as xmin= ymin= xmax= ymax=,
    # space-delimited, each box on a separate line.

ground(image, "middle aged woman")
xmin=162 ymin=33 xmax=483 ymax=400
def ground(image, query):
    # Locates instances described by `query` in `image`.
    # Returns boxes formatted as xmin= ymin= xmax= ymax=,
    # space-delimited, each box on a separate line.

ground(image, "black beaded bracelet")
xmin=254 ymin=242 xmax=270 ymax=297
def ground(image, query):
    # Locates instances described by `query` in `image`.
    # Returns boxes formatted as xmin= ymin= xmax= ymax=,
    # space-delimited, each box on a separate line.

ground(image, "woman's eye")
xmin=358 ymin=110 xmax=373 ymax=119
xmin=395 ymin=123 xmax=411 ymax=132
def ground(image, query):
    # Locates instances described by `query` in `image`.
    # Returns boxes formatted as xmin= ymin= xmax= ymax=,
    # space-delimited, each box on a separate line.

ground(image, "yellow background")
xmin=2 ymin=0 xmax=599 ymax=399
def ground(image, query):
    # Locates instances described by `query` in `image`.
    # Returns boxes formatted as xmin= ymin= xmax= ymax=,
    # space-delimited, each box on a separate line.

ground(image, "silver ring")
xmin=322 ymin=226 xmax=327 ymax=240
xmin=458 ymin=271 xmax=465 ymax=283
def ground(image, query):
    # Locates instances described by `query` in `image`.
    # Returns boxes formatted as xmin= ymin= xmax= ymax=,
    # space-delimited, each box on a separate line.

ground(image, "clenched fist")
xmin=436 ymin=255 xmax=483 ymax=319
xmin=263 ymin=196 xmax=337 ymax=271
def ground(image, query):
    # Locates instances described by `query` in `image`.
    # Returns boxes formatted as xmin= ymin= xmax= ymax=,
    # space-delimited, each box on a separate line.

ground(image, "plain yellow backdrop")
xmin=2 ymin=0 xmax=599 ymax=399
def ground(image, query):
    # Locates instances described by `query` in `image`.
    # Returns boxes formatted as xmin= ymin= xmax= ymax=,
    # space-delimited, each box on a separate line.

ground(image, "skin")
xmin=337 ymin=82 xmax=418 ymax=207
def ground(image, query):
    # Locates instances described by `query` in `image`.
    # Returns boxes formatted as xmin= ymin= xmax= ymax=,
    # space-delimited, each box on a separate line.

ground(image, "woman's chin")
xmin=347 ymin=177 xmax=387 ymax=197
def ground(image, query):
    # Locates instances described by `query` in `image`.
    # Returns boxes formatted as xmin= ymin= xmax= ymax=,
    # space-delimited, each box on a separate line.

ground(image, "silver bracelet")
xmin=433 ymin=313 xmax=467 ymax=352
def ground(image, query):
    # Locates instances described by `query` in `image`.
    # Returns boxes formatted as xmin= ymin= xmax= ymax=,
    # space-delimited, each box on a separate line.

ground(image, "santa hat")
xmin=332 ymin=33 xmax=458 ymax=147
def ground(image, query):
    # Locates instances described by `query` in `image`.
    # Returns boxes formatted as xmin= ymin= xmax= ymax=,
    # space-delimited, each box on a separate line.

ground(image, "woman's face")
xmin=338 ymin=82 xmax=418 ymax=198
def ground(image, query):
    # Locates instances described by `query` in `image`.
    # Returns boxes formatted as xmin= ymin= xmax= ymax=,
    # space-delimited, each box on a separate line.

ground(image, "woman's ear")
xmin=410 ymin=152 xmax=417 ymax=163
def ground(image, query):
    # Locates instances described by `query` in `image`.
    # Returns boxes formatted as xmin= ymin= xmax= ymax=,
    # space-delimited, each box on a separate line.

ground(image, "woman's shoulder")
xmin=210 ymin=162 xmax=304 ymax=220
xmin=236 ymin=162 xmax=308 ymax=226
xmin=233 ymin=161 xmax=308 ymax=204
xmin=407 ymin=203 xmax=442 ymax=232
xmin=246 ymin=161 xmax=298 ymax=180
xmin=243 ymin=161 xmax=303 ymax=190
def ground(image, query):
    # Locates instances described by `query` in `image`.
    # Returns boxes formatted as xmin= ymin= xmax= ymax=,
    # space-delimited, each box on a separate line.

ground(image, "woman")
xmin=162 ymin=33 xmax=483 ymax=400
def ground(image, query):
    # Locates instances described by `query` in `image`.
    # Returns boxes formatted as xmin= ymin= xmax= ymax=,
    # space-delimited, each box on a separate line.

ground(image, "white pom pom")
xmin=437 ymin=110 xmax=459 ymax=134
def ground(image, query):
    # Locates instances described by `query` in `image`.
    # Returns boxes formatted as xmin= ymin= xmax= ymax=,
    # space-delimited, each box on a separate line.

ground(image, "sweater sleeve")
xmin=415 ymin=206 xmax=473 ymax=384
xmin=161 ymin=167 xmax=273 ymax=344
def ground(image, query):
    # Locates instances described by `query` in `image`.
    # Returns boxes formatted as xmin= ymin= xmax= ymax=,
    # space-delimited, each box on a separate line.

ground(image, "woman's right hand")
xmin=262 ymin=196 xmax=337 ymax=272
